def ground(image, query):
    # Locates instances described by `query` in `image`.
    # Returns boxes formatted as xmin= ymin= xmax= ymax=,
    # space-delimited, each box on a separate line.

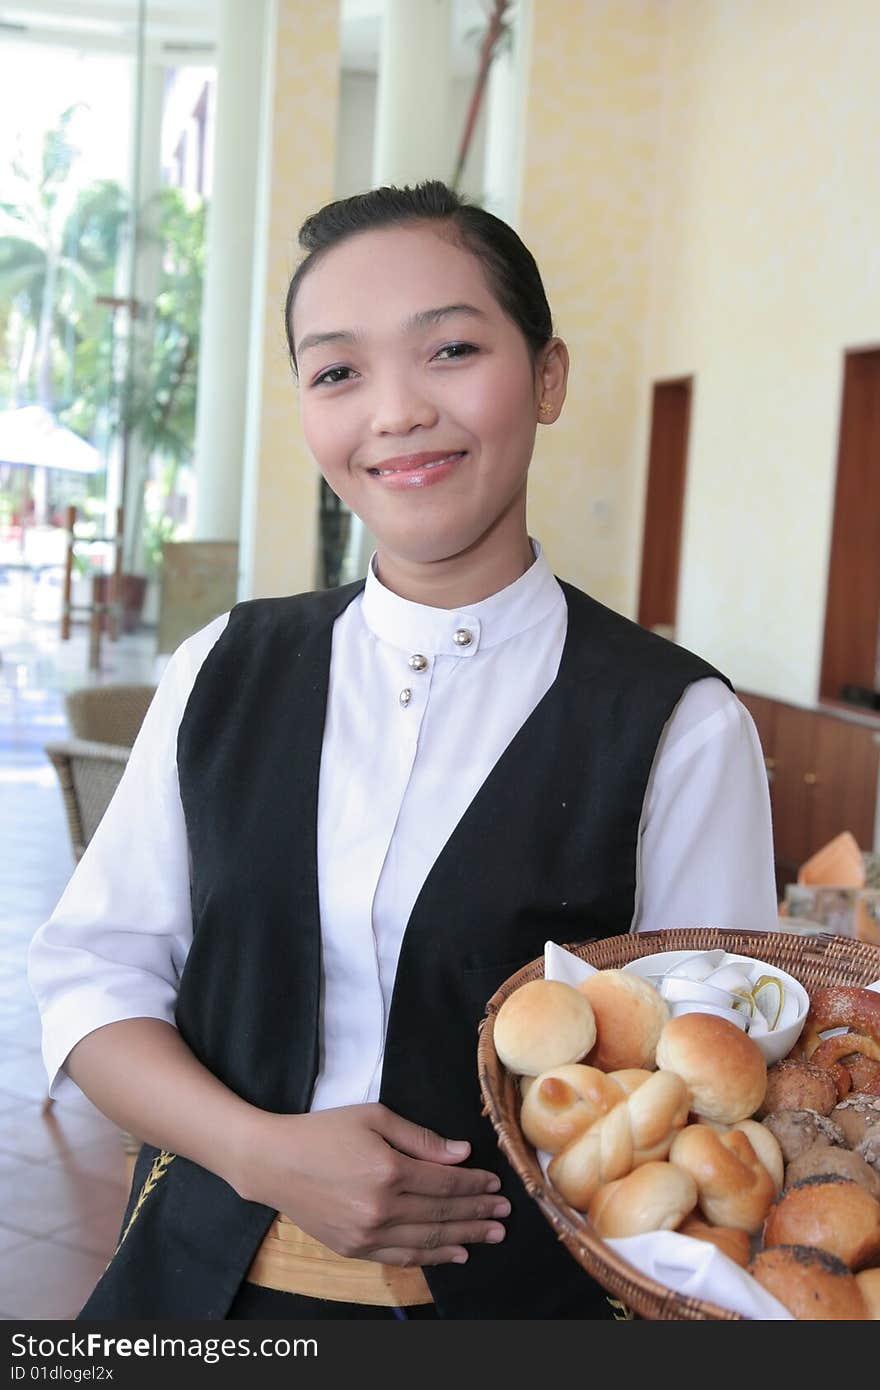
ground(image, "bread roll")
xmin=749 ymin=1245 xmax=869 ymax=1320
xmin=578 ymin=970 xmax=670 ymax=1071
xmin=854 ymin=1268 xmax=880 ymax=1319
xmin=588 ymin=1161 xmax=697 ymax=1238
xmin=548 ymin=1069 xmax=690 ymax=1210
xmin=831 ymin=1093 xmax=880 ymax=1146
xmin=655 ymin=1012 xmax=767 ymax=1123
xmin=519 ymin=1065 xmax=647 ymax=1153
xmin=669 ymin=1124 xmax=776 ymax=1232
xmin=733 ymin=1119 xmax=784 ymax=1194
xmin=676 ymin=1215 xmax=751 ymax=1267
xmin=759 ymin=1060 xmax=838 ymax=1117
xmin=785 ymin=1141 xmax=880 ymax=1198
xmin=763 ymin=1175 xmax=880 ymax=1269
xmin=761 ymin=1109 xmax=846 ymax=1163
xmin=856 ymin=1123 xmax=880 ymax=1174
xmin=494 ymin=979 xmax=596 ymax=1076
xmin=844 ymin=1054 xmax=880 ymax=1093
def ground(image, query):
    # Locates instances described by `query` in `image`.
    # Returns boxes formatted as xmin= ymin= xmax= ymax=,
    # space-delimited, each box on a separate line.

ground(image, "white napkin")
xmin=538 ymin=939 xmax=880 ymax=1320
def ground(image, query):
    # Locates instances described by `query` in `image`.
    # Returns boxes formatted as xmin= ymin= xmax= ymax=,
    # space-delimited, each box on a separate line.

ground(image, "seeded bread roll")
xmin=758 ymin=1060 xmax=838 ymax=1117
xmin=749 ymin=1245 xmax=869 ymax=1320
xmin=577 ymin=970 xmax=670 ymax=1072
xmin=763 ymin=1175 xmax=880 ymax=1269
xmin=831 ymin=1094 xmax=880 ymax=1146
xmin=761 ymin=1109 xmax=846 ymax=1163
xmin=856 ymin=1123 xmax=880 ymax=1174
xmin=655 ymin=1012 xmax=767 ymax=1124
xmin=785 ymin=1141 xmax=880 ymax=1198
xmin=494 ymin=979 xmax=597 ymax=1076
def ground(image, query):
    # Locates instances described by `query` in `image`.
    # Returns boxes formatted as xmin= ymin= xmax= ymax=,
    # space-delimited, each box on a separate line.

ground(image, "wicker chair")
xmin=44 ymin=684 xmax=156 ymax=863
xmin=42 ymin=685 xmax=156 ymax=1155
xmin=64 ymin=683 xmax=156 ymax=747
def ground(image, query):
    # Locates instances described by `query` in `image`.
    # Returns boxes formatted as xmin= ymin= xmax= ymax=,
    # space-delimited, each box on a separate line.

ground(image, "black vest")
xmin=80 ymin=579 xmax=728 ymax=1319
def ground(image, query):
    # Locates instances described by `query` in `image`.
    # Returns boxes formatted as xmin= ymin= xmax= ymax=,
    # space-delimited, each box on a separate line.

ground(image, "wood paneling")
xmin=638 ymin=378 xmax=692 ymax=632
xmin=739 ymin=690 xmax=880 ymax=894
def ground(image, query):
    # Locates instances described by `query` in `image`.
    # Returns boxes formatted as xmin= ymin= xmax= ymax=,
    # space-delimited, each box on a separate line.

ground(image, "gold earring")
xmin=538 ymin=400 xmax=553 ymax=416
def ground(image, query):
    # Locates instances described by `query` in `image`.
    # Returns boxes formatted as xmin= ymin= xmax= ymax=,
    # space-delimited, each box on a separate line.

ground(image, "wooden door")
xmin=638 ymin=378 xmax=692 ymax=634
xmin=820 ymin=348 xmax=880 ymax=701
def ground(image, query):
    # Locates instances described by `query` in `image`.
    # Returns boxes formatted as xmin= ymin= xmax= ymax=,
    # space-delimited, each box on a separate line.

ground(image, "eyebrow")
xmin=295 ymin=303 xmax=487 ymax=359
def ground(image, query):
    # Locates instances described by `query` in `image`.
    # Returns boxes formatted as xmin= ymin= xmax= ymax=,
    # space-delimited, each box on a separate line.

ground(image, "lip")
xmin=364 ymin=449 xmax=466 ymax=489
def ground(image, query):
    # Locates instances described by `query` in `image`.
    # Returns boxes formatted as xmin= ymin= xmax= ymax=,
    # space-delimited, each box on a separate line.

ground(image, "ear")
xmin=535 ymin=338 xmax=569 ymax=424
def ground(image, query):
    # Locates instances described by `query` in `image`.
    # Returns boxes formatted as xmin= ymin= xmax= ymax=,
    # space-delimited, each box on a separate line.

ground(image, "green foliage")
xmin=0 ymin=105 xmax=207 ymax=579
xmin=121 ymin=187 xmax=204 ymax=465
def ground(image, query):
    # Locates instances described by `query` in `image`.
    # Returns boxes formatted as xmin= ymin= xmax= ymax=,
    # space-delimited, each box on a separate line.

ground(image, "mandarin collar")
xmin=359 ymin=542 xmax=563 ymax=658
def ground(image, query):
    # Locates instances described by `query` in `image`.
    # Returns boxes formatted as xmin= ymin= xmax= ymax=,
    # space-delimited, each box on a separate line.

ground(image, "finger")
xmin=371 ymin=1245 xmax=470 ymax=1268
xmin=391 ymin=1192 xmax=511 ymax=1225
xmin=378 ymin=1220 xmax=507 ymax=1253
xmin=372 ymin=1108 xmax=476 ymax=1167
xmin=396 ymin=1156 xmax=502 ymax=1197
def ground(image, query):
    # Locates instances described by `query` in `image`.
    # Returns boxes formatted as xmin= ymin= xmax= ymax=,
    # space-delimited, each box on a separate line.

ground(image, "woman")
xmin=28 ymin=182 xmax=777 ymax=1320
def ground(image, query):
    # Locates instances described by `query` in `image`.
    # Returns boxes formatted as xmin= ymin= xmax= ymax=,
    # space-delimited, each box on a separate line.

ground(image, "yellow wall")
xmin=520 ymin=0 xmax=880 ymax=705
xmin=239 ymin=0 xmax=340 ymax=600
xmin=520 ymin=0 xmax=666 ymax=617
xmin=645 ymin=0 xmax=880 ymax=703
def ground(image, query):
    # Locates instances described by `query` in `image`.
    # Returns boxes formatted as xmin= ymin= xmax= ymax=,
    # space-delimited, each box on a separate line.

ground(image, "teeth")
xmin=372 ymin=452 xmax=460 ymax=478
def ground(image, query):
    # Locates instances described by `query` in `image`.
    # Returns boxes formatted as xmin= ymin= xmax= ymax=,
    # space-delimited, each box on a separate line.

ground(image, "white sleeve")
xmin=632 ymin=677 xmax=778 ymax=935
xmin=27 ymin=614 xmax=230 ymax=1101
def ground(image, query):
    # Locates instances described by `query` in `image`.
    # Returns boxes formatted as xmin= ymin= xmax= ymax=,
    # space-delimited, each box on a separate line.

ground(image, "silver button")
xmin=408 ymin=653 xmax=428 ymax=672
xmin=452 ymin=628 xmax=473 ymax=648
xmin=399 ymin=688 xmax=412 ymax=707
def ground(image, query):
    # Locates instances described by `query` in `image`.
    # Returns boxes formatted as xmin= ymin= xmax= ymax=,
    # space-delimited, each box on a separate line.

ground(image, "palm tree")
xmin=0 ymin=106 xmax=127 ymax=527
xmin=0 ymin=106 xmax=127 ymax=412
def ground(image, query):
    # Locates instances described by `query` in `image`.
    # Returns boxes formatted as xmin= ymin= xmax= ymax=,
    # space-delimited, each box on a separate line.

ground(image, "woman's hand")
xmin=234 ymin=1103 xmax=509 ymax=1267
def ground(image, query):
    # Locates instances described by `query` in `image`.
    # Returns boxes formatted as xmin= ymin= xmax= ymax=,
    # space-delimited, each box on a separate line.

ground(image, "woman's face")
xmin=291 ymin=223 xmax=566 ymax=594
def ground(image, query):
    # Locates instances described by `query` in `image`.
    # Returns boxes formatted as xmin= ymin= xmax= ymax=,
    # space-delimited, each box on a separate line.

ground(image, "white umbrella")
xmin=0 ymin=405 xmax=102 ymax=474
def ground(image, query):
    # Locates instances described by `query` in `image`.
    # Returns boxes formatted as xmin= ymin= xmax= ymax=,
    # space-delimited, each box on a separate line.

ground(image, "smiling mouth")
xmin=367 ymin=451 xmax=466 ymax=477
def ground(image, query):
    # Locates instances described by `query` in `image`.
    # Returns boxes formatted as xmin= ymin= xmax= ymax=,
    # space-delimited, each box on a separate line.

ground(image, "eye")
xmin=433 ymin=341 xmax=478 ymax=361
xmin=311 ymin=365 xmax=357 ymax=387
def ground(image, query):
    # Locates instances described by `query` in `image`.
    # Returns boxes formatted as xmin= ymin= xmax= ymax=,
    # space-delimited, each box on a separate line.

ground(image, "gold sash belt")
xmin=246 ymin=1213 xmax=434 ymax=1306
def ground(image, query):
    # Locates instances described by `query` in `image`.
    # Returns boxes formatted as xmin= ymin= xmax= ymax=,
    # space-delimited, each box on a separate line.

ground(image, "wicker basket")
xmin=477 ymin=927 xmax=880 ymax=1320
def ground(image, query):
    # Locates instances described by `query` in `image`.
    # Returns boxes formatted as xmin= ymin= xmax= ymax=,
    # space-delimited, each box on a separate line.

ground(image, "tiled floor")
xmin=0 ymin=573 xmax=162 ymax=1318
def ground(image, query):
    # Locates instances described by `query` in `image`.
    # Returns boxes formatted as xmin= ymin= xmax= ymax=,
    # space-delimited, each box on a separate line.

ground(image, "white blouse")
xmin=28 ymin=544 xmax=778 ymax=1106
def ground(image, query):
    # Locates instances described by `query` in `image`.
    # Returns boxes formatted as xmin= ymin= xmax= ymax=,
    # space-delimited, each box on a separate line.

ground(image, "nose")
xmin=370 ymin=374 xmax=439 ymax=437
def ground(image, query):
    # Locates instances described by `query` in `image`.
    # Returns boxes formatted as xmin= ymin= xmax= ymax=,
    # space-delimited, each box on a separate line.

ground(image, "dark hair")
xmin=284 ymin=180 xmax=553 ymax=375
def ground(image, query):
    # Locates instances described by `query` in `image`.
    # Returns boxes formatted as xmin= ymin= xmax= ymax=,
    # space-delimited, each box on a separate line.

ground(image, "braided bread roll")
xmin=669 ymin=1124 xmax=778 ymax=1232
xmin=547 ymin=1069 xmax=690 ymax=1211
xmin=520 ymin=1065 xmax=651 ymax=1153
xmin=588 ymin=1161 xmax=697 ymax=1238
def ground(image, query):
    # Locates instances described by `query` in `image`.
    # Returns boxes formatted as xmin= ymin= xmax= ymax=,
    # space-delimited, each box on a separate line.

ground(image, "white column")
xmin=237 ymin=0 xmax=340 ymax=601
xmin=372 ymin=0 xmax=453 ymax=186
xmin=191 ymin=0 xmax=267 ymax=541
xmin=348 ymin=0 xmax=454 ymax=577
xmin=121 ymin=59 xmax=165 ymax=576
xmin=481 ymin=0 xmax=531 ymax=228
